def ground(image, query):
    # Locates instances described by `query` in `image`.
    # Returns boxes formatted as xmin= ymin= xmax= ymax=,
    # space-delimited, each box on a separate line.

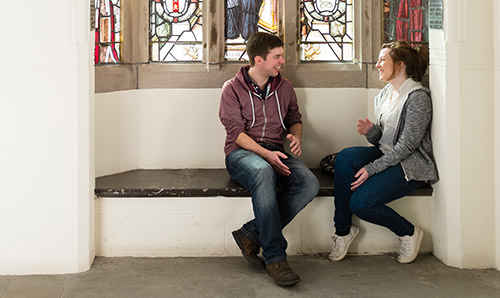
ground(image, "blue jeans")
xmin=226 ymin=144 xmax=319 ymax=264
xmin=334 ymin=146 xmax=425 ymax=237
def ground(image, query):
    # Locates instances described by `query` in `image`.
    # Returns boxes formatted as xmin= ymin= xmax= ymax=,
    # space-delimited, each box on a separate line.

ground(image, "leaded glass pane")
xmin=224 ymin=0 xmax=278 ymax=62
xmin=299 ymin=0 xmax=353 ymax=62
xmin=150 ymin=0 xmax=203 ymax=62
xmin=383 ymin=0 xmax=428 ymax=45
xmin=95 ymin=0 xmax=121 ymax=64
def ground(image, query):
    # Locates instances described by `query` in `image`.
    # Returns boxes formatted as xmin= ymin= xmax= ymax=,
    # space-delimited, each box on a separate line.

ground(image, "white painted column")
xmin=431 ymin=0 xmax=496 ymax=268
xmin=0 ymin=0 xmax=94 ymax=274
xmin=494 ymin=0 xmax=500 ymax=271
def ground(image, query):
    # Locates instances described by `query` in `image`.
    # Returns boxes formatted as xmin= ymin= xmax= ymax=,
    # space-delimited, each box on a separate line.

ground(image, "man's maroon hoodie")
xmin=219 ymin=65 xmax=302 ymax=157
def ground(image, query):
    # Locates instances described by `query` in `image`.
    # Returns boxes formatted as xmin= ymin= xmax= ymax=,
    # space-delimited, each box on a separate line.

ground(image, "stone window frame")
xmin=95 ymin=0 xmax=385 ymax=93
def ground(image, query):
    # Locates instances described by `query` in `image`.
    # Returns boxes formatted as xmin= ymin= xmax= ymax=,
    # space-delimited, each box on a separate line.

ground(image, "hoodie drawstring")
xmin=273 ymin=92 xmax=286 ymax=130
xmin=248 ymin=90 xmax=255 ymax=128
xmin=248 ymin=90 xmax=286 ymax=131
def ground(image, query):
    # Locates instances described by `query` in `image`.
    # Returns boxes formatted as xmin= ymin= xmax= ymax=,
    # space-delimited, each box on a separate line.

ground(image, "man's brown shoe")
xmin=266 ymin=260 xmax=301 ymax=287
xmin=232 ymin=229 xmax=265 ymax=267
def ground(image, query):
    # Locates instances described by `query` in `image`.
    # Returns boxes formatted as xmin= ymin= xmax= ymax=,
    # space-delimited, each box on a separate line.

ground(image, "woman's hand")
xmin=356 ymin=118 xmax=373 ymax=135
xmin=351 ymin=167 xmax=369 ymax=191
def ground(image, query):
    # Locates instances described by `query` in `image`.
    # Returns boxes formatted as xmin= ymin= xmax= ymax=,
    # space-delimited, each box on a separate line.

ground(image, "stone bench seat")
xmin=94 ymin=169 xmax=433 ymax=198
xmin=94 ymin=169 xmax=434 ymax=257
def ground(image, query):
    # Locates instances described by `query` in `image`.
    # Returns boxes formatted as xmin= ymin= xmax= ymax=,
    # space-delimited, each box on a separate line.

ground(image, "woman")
xmin=329 ymin=40 xmax=438 ymax=264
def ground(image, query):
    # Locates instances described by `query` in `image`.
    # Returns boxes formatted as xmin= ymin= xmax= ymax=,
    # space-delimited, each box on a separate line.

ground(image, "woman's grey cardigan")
xmin=364 ymin=88 xmax=439 ymax=184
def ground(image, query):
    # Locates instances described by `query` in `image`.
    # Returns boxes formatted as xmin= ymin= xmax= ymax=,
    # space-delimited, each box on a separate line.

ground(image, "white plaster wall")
xmin=95 ymin=91 xmax=139 ymax=175
xmin=430 ymin=0 xmax=496 ymax=269
xmin=454 ymin=0 xmax=495 ymax=269
xmin=96 ymin=196 xmax=433 ymax=257
xmin=458 ymin=70 xmax=495 ymax=268
xmin=495 ymin=0 xmax=500 ymax=271
xmin=429 ymin=33 xmax=457 ymax=266
xmin=94 ymin=87 xmax=439 ymax=257
xmin=0 ymin=0 xmax=94 ymax=274
xmin=95 ymin=88 xmax=370 ymax=176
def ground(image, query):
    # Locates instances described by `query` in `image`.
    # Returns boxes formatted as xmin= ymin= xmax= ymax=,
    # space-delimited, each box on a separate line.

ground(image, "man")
xmin=219 ymin=32 xmax=319 ymax=287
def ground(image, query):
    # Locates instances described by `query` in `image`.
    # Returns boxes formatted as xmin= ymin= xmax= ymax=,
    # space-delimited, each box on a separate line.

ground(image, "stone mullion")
xmin=122 ymin=0 xmax=149 ymax=64
xmin=282 ymin=0 xmax=298 ymax=68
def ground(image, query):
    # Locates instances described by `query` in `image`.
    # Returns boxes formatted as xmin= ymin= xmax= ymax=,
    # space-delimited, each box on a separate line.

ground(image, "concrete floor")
xmin=1 ymin=255 xmax=499 ymax=298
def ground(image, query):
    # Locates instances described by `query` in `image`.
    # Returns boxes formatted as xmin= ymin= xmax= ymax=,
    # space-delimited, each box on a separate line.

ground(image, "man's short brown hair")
xmin=246 ymin=32 xmax=284 ymax=66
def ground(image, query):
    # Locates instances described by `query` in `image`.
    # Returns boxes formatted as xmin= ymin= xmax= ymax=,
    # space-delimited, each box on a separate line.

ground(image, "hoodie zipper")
xmin=260 ymin=97 xmax=267 ymax=142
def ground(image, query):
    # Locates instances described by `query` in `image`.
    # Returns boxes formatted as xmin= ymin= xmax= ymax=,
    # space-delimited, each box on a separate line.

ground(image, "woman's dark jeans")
xmin=334 ymin=146 xmax=425 ymax=237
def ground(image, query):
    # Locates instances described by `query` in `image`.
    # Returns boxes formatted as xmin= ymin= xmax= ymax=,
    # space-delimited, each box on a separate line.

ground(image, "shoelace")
xmin=331 ymin=235 xmax=343 ymax=254
xmin=399 ymin=238 xmax=411 ymax=256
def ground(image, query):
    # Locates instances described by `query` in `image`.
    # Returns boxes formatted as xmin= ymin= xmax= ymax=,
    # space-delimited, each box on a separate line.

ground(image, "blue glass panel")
xmin=224 ymin=0 xmax=278 ymax=62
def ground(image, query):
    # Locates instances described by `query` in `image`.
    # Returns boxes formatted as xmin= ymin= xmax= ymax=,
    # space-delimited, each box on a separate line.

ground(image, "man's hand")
xmin=286 ymin=133 xmax=302 ymax=156
xmin=264 ymin=151 xmax=291 ymax=176
xmin=356 ymin=118 xmax=373 ymax=135
xmin=350 ymin=167 xmax=369 ymax=191
xmin=234 ymin=133 xmax=291 ymax=176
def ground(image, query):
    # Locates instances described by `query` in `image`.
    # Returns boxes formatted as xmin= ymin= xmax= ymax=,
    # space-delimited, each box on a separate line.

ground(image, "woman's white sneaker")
xmin=328 ymin=226 xmax=359 ymax=262
xmin=397 ymin=227 xmax=424 ymax=264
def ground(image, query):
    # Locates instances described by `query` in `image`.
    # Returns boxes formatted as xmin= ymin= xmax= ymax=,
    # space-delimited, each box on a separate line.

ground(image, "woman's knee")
xmin=335 ymin=147 xmax=360 ymax=172
xmin=336 ymin=146 xmax=380 ymax=171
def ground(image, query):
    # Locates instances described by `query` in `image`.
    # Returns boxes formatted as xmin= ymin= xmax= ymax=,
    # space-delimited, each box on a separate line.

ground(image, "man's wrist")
xmin=257 ymin=147 xmax=271 ymax=159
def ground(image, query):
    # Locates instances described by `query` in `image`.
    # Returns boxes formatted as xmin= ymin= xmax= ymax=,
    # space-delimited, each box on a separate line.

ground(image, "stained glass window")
xmin=95 ymin=0 xmax=121 ymax=64
xmin=224 ymin=0 xmax=278 ymax=62
xmin=299 ymin=0 xmax=353 ymax=62
xmin=150 ymin=0 xmax=203 ymax=62
xmin=383 ymin=0 xmax=428 ymax=45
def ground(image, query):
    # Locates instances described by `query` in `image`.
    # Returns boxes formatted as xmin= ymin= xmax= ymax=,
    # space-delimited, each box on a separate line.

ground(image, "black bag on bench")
xmin=320 ymin=153 xmax=338 ymax=176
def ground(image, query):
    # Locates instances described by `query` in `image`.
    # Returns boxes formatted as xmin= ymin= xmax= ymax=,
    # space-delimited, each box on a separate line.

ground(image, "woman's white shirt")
xmin=376 ymin=78 xmax=423 ymax=153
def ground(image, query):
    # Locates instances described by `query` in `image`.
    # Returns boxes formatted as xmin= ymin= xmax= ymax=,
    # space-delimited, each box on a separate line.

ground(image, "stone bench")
xmin=94 ymin=169 xmax=433 ymax=257
xmin=94 ymin=168 xmax=432 ymax=198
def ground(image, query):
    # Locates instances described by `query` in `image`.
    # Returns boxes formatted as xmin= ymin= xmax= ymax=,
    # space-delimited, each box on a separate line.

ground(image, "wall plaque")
xmin=429 ymin=0 xmax=443 ymax=30
xmin=90 ymin=1 xmax=95 ymax=31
